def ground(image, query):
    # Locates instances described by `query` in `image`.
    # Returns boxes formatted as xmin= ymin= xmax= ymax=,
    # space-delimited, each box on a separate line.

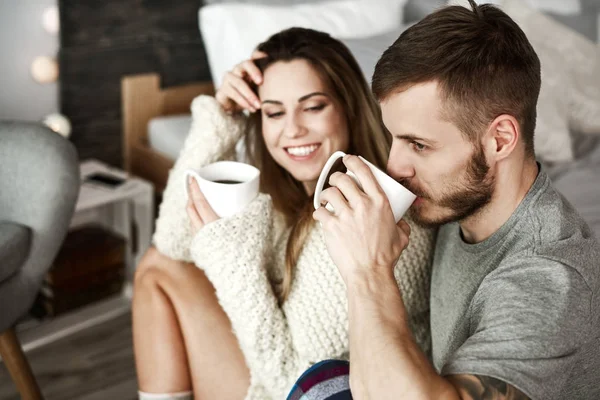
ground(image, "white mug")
xmin=313 ymin=151 xmax=416 ymax=222
xmin=184 ymin=161 xmax=260 ymax=218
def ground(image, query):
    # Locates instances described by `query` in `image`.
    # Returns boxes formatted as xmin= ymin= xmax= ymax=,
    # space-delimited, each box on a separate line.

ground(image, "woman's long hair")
xmin=245 ymin=27 xmax=391 ymax=303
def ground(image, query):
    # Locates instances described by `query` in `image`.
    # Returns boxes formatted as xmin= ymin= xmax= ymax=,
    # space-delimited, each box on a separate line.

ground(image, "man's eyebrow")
xmin=262 ymin=92 xmax=329 ymax=105
xmin=394 ymin=133 xmax=438 ymax=146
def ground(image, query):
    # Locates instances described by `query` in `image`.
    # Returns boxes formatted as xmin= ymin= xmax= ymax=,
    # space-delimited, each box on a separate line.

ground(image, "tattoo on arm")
xmin=449 ymin=374 xmax=530 ymax=400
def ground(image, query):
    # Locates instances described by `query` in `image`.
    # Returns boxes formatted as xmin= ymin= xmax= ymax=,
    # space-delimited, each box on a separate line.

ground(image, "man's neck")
xmin=460 ymin=159 xmax=539 ymax=244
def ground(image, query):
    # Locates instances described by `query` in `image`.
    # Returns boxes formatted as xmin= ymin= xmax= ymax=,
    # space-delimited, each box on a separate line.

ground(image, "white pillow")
xmin=199 ymin=0 xmax=406 ymax=88
xmin=597 ymin=12 xmax=600 ymax=45
xmin=503 ymin=0 xmax=600 ymax=163
xmin=525 ymin=0 xmax=581 ymax=14
xmin=447 ymin=0 xmax=582 ymax=15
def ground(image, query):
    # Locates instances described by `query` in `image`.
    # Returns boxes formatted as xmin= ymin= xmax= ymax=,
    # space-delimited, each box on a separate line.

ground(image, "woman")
xmin=134 ymin=27 xmax=435 ymax=400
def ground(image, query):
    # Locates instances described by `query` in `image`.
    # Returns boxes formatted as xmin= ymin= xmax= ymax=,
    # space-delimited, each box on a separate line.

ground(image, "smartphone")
xmin=84 ymin=172 xmax=126 ymax=188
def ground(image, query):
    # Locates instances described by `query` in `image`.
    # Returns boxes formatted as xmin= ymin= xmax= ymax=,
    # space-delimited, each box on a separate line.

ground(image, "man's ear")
xmin=484 ymin=114 xmax=520 ymax=162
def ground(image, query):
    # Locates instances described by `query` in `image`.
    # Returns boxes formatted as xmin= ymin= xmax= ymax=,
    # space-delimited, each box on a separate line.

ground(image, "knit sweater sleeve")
xmin=189 ymin=195 xmax=306 ymax=400
xmin=152 ymin=95 xmax=246 ymax=262
xmin=393 ymin=218 xmax=436 ymax=358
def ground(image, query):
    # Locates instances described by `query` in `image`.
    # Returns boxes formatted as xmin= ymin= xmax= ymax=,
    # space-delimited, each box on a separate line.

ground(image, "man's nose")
xmin=386 ymin=144 xmax=415 ymax=180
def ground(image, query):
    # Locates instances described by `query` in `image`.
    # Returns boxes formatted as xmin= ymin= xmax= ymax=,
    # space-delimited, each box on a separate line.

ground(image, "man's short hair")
xmin=372 ymin=0 xmax=541 ymax=157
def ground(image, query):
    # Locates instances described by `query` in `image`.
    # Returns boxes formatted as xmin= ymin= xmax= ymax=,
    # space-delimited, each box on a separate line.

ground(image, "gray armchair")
xmin=0 ymin=121 xmax=79 ymax=399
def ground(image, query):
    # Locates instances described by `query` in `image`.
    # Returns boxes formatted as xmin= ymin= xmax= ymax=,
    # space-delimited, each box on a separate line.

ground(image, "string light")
xmin=42 ymin=5 xmax=60 ymax=35
xmin=42 ymin=113 xmax=72 ymax=138
xmin=31 ymin=56 xmax=58 ymax=84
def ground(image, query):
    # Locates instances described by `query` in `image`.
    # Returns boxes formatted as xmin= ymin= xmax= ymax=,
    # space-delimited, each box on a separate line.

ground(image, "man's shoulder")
xmin=476 ymin=234 xmax=600 ymax=334
xmin=527 ymin=177 xmax=593 ymax=238
xmin=522 ymin=178 xmax=600 ymax=284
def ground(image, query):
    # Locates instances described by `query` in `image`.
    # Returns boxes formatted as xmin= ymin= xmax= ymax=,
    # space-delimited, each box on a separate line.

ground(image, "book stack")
xmin=41 ymin=224 xmax=126 ymax=316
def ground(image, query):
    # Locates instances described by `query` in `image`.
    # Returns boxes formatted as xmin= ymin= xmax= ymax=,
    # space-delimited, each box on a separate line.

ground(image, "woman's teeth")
xmin=286 ymin=144 xmax=319 ymax=157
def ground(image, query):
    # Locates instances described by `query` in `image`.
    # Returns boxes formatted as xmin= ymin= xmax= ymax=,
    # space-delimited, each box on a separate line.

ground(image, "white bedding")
xmin=546 ymin=135 xmax=600 ymax=239
xmin=147 ymin=114 xmax=192 ymax=161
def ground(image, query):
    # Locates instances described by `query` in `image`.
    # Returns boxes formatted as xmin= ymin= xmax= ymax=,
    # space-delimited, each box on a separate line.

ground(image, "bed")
xmin=121 ymin=74 xmax=214 ymax=192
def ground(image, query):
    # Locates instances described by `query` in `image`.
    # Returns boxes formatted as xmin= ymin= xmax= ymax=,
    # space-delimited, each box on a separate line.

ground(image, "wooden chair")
xmin=0 ymin=331 xmax=43 ymax=400
xmin=0 ymin=121 xmax=80 ymax=400
xmin=121 ymin=73 xmax=215 ymax=192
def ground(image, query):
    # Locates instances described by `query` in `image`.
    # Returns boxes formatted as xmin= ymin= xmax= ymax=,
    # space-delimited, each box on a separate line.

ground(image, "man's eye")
xmin=412 ymin=141 xmax=427 ymax=152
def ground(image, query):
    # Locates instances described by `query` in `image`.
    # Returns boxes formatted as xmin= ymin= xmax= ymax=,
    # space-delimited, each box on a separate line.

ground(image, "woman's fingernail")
xmin=253 ymin=100 xmax=261 ymax=108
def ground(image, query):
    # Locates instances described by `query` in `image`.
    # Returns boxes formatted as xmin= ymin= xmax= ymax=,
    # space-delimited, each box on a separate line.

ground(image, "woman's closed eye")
xmin=264 ymin=103 xmax=327 ymax=119
xmin=265 ymin=110 xmax=284 ymax=119
xmin=304 ymin=104 xmax=327 ymax=112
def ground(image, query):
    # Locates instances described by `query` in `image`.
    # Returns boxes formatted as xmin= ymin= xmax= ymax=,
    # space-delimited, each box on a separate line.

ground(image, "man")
xmin=311 ymin=1 xmax=600 ymax=399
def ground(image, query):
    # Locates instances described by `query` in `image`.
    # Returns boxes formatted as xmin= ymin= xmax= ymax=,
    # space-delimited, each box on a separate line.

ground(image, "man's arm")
xmin=449 ymin=375 xmax=529 ymax=400
xmin=313 ymin=156 xmax=531 ymax=400
xmin=346 ymin=270 xmax=530 ymax=400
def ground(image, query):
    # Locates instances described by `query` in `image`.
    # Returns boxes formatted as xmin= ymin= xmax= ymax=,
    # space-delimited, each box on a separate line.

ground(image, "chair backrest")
xmin=0 ymin=121 xmax=80 ymax=331
xmin=0 ymin=122 xmax=79 ymax=235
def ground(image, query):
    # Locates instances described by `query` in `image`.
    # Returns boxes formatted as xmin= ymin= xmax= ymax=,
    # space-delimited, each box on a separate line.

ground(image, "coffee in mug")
xmin=212 ymin=179 xmax=243 ymax=185
xmin=184 ymin=161 xmax=260 ymax=217
xmin=313 ymin=151 xmax=416 ymax=222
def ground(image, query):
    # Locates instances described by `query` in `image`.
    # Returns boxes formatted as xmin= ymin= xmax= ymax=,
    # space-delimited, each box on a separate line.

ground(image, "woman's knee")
xmin=133 ymin=248 xmax=221 ymax=315
xmin=134 ymin=250 xmax=177 ymax=298
xmin=134 ymin=249 xmax=205 ymax=297
xmin=134 ymin=247 xmax=172 ymax=284
xmin=134 ymin=264 xmax=165 ymax=299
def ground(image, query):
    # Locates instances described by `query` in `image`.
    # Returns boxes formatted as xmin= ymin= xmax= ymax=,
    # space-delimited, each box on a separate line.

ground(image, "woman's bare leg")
xmin=133 ymin=248 xmax=191 ymax=391
xmin=133 ymin=246 xmax=250 ymax=399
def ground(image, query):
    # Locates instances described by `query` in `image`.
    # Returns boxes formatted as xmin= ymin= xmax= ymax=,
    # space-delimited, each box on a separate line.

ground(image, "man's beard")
xmin=400 ymin=144 xmax=495 ymax=228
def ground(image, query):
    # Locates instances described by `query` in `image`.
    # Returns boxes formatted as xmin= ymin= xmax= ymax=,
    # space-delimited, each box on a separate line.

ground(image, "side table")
xmin=72 ymin=159 xmax=155 ymax=281
xmin=16 ymin=160 xmax=155 ymax=352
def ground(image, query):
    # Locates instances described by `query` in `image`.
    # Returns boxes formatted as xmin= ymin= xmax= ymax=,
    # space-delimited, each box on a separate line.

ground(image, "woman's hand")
xmin=215 ymin=50 xmax=267 ymax=114
xmin=186 ymin=177 xmax=220 ymax=234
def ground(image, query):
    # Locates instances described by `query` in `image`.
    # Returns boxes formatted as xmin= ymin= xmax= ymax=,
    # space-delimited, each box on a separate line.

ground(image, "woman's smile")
xmin=284 ymin=143 xmax=321 ymax=160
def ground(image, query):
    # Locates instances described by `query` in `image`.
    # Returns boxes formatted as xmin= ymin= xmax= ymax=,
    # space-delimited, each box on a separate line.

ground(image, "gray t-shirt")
xmin=431 ymin=167 xmax=600 ymax=400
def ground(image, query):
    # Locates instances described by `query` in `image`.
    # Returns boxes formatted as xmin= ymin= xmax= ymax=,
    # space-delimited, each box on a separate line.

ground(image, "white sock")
xmin=138 ymin=390 xmax=193 ymax=400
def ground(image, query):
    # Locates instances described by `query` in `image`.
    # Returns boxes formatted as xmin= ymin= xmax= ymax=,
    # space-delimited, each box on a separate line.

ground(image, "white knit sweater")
xmin=153 ymin=96 xmax=436 ymax=400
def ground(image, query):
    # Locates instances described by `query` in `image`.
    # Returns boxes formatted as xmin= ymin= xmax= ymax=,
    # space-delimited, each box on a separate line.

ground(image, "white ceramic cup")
xmin=184 ymin=161 xmax=260 ymax=218
xmin=313 ymin=151 xmax=416 ymax=222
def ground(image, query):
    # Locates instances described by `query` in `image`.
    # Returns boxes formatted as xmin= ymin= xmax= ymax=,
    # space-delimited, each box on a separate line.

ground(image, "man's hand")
xmin=313 ymin=155 xmax=411 ymax=283
xmin=186 ymin=177 xmax=220 ymax=234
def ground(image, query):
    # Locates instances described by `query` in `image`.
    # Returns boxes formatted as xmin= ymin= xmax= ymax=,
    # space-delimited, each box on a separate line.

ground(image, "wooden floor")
xmin=0 ymin=313 xmax=137 ymax=400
